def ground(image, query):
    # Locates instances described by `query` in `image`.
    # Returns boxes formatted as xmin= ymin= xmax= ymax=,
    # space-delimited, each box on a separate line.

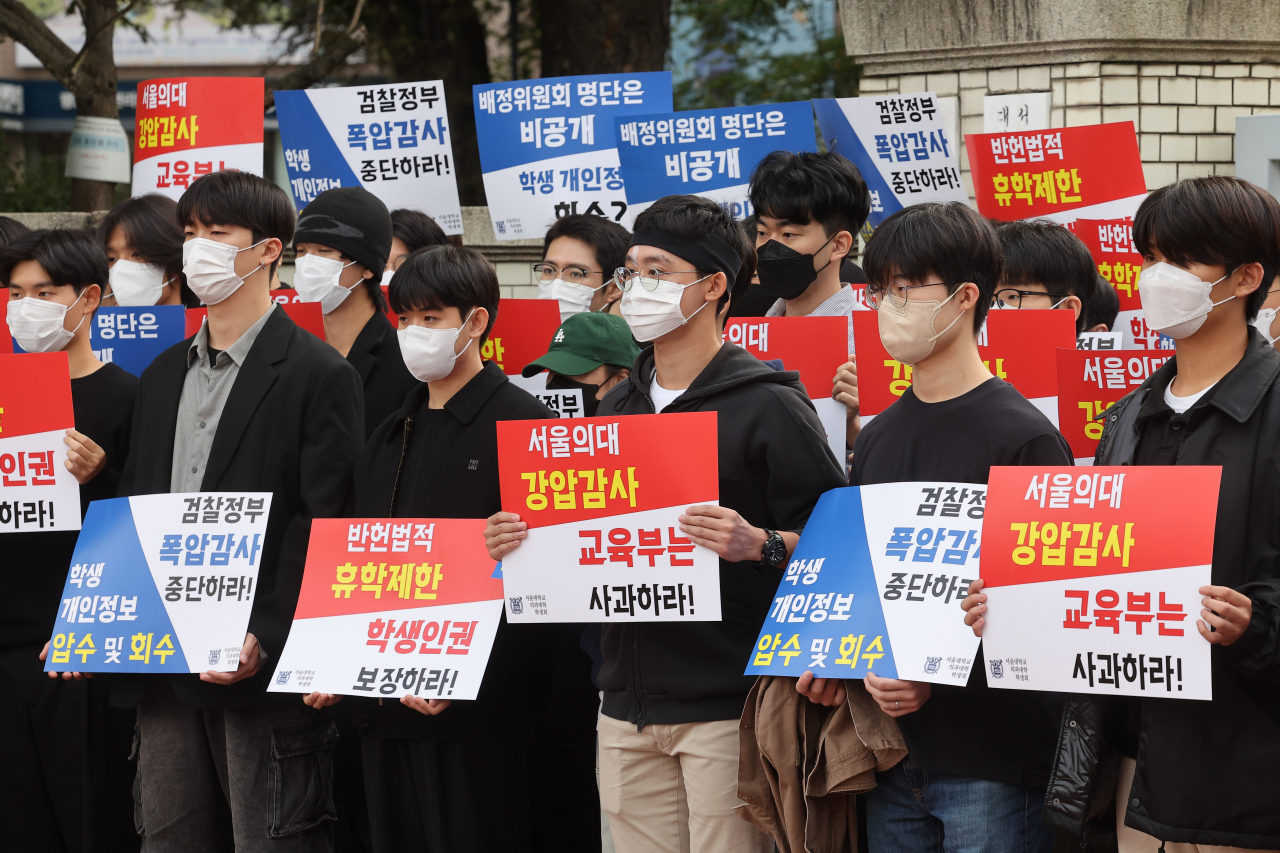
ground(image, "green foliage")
xmin=0 ymin=159 xmax=72 ymax=212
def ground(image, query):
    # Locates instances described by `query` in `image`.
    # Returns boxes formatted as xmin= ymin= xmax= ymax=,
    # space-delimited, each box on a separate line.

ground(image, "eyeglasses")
xmin=865 ymin=279 xmax=959 ymax=310
xmin=612 ymin=267 xmax=704 ymax=292
xmin=532 ymin=263 xmax=601 ymax=285
xmin=993 ymin=288 xmax=1072 ymax=309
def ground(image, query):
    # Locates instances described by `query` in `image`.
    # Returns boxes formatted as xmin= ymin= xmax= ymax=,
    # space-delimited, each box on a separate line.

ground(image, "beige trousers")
xmin=1117 ymin=757 xmax=1278 ymax=853
xmin=597 ymin=714 xmax=768 ymax=853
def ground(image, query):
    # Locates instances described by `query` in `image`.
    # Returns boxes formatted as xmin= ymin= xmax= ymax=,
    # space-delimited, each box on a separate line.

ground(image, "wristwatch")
xmin=760 ymin=528 xmax=787 ymax=569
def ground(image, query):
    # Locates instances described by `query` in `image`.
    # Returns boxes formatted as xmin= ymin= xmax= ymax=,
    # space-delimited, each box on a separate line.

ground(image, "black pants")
xmin=0 ymin=644 xmax=138 ymax=853
xmin=362 ymin=730 xmax=600 ymax=853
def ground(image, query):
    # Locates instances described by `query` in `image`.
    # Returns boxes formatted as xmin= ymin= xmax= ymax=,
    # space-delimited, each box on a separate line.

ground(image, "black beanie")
xmin=294 ymin=187 xmax=393 ymax=275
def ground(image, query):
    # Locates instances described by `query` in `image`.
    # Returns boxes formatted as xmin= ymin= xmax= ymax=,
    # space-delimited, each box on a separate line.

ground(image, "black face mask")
xmin=755 ymin=234 xmax=836 ymax=301
xmin=546 ymin=374 xmax=602 ymax=417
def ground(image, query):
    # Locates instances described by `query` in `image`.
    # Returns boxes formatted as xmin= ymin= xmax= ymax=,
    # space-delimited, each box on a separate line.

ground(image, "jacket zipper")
xmin=387 ymin=415 xmax=415 ymax=516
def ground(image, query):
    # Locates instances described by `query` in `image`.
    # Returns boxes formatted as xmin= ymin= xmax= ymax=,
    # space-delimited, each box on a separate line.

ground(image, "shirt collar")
xmin=765 ymin=284 xmax=857 ymax=318
xmin=1135 ymin=329 xmax=1280 ymax=424
xmin=186 ymin=304 xmax=277 ymax=369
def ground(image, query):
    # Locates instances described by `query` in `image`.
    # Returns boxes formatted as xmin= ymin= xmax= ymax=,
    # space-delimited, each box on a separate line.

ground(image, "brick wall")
xmin=859 ymin=63 xmax=1280 ymax=200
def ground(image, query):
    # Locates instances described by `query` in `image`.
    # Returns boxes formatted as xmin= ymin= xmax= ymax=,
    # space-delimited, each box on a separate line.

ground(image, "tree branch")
xmin=264 ymin=24 xmax=368 ymax=109
xmin=68 ymin=0 xmax=140 ymax=82
xmin=0 ymin=0 xmax=80 ymax=85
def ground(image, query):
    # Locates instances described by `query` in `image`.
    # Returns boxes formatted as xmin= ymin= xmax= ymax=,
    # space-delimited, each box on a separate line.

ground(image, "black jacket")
xmin=113 ymin=306 xmax=364 ymax=709
xmin=1044 ymin=330 xmax=1280 ymax=848
xmin=347 ymin=310 xmax=420 ymax=441
xmin=597 ymin=343 xmax=848 ymax=726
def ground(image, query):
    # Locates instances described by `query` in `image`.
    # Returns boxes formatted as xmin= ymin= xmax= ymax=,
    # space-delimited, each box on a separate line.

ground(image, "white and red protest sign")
xmin=132 ymin=78 xmax=264 ymax=200
xmin=268 ymin=518 xmax=502 ymax=700
xmin=853 ymin=310 xmax=1077 ymax=425
xmin=1073 ymin=217 xmax=1173 ymax=351
xmin=723 ymin=315 xmax=848 ymax=461
xmin=496 ymin=411 xmax=721 ymax=622
xmin=0 ymin=352 xmax=80 ymax=532
xmin=186 ymin=302 xmax=326 ymax=342
xmin=1055 ymin=349 xmax=1172 ymax=464
xmin=979 ymin=466 xmax=1219 ymax=700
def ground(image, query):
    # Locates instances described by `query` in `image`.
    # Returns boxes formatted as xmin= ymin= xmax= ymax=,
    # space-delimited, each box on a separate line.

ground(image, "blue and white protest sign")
xmin=44 ymin=492 xmax=271 ymax=674
xmin=90 ymin=305 xmax=185 ymax=376
xmin=812 ymin=94 xmax=968 ymax=236
xmin=746 ymin=482 xmax=984 ymax=684
xmin=275 ymin=81 xmax=463 ymax=234
xmin=614 ymin=102 xmax=816 ymax=221
xmin=473 ymin=73 xmax=673 ymax=240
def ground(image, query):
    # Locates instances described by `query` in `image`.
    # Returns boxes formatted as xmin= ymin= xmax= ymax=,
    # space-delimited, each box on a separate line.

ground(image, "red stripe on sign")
xmin=0 ymin=352 xmax=74 ymax=438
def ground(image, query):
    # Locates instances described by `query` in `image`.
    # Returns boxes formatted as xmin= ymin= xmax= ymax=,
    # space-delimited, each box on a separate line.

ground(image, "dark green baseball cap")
xmin=521 ymin=311 xmax=641 ymax=378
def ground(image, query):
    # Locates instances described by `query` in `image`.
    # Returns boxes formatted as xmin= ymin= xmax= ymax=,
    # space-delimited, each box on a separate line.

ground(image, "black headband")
xmin=630 ymin=229 xmax=742 ymax=282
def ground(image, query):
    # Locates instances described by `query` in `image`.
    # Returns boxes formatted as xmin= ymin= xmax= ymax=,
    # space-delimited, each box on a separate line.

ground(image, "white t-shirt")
xmin=650 ymin=377 xmax=687 ymax=413
xmin=1164 ymin=380 xmax=1217 ymax=415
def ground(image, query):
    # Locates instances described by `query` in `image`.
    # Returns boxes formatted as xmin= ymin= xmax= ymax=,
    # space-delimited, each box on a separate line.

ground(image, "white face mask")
xmin=7 ymin=290 xmax=86 ymax=353
xmin=396 ymin=308 xmax=477 ymax=383
xmin=1253 ymin=305 xmax=1279 ymax=345
xmin=182 ymin=237 xmax=268 ymax=305
xmin=1137 ymin=262 xmax=1236 ymax=339
xmin=109 ymin=259 xmax=170 ymax=306
xmin=293 ymin=253 xmax=360 ymax=314
xmin=619 ymin=275 xmax=711 ymax=343
xmin=876 ymin=285 xmax=966 ymax=366
xmin=539 ymin=278 xmax=602 ymax=322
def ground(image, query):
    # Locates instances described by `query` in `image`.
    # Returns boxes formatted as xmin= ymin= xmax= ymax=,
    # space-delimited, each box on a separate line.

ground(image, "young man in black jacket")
xmin=486 ymin=195 xmax=848 ymax=853
xmin=293 ymin=186 xmax=419 ymax=439
xmin=968 ymin=176 xmax=1280 ymax=851
xmin=115 ymin=170 xmax=364 ymax=851
xmin=1 ymin=230 xmax=140 ymax=852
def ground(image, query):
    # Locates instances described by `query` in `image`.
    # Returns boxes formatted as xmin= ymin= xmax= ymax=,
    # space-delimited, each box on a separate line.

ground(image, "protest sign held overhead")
xmin=747 ymin=483 xmax=984 ymax=684
xmin=1056 ymin=348 xmax=1172 ymax=464
xmin=473 ymin=72 xmax=673 ymax=240
xmin=496 ymin=411 xmax=720 ymax=623
xmin=268 ymin=518 xmax=502 ymax=700
xmin=131 ymin=78 xmax=264 ymax=199
xmin=44 ymin=492 xmax=272 ymax=674
xmin=614 ymin=101 xmax=817 ymax=221
xmin=979 ymin=466 xmax=1218 ymax=700
xmin=812 ymin=94 xmax=968 ymax=236
xmin=274 ymin=82 xmax=463 ymax=235
xmin=0 ymin=352 xmax=80 ymax=532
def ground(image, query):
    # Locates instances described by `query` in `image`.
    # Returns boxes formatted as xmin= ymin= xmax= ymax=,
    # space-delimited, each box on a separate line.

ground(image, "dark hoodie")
xmin=597 ymin=343 xmax=848 ymax=726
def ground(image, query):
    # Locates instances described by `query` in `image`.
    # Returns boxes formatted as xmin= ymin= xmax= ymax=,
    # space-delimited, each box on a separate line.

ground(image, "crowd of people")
xmin=1 ymin=152 xmax=1278 ymax=853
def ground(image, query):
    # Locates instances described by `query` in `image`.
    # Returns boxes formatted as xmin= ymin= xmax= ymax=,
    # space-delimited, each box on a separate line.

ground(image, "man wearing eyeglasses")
xmin=993 ymin=219 xmax=1098 ymax=333
xmin=535 ymin=214 xmax=631 ymax=322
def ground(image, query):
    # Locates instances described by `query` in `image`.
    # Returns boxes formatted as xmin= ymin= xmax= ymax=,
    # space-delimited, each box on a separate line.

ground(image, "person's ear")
xmin=956 ymin=282 xmax=982 ymax=312
xmin=1062 ymin=294 xmax=1083 ymax=319
xmin=830 ymin=230 xmax=854 ymax=263
xmin=258 ymin=238 xmax=284 ymax=267
xmin=362 ymin=266 xmax=375 ymax=280
xmin=82 ymin=283 xmax=101 ymax=315
xmin=467 ymin=307 xmax=489 ymax=339
xmin=604 ymin=281 xmax=622 ymax=303
xmin=704 ymin=271 xmax=728 ymax=303
xmin=1088 ymin=322 xmax=1110 ymax=333
xmin=1234 ymin=262 xmax=1264 ymax=298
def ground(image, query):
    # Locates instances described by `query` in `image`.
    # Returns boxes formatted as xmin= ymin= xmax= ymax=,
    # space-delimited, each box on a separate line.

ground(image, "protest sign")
xmin=88 ymin=306 xmax=185 ymax=377
xmin=483 ymin=298 xmax=563 ymax=375
xmin=532 ymin=388 xmax=585 ymax=418
xmin=0 ymin=352 xmax=80 ymax=532
xmin=1076 ymin=331 xmax=1124 ymax=351
xmin=274 ymin=82 xmax=462 ymax=235
xmin=267 ymin=518 xmax=502 ymax=700
xmin=614 ymin=101 xmax=817 ymax=221
xmin=44 ymin=492 xmax=272 ymax=674
xmin=746 ymin=483 xmax=984 ymax=684
xmin=186 ymin=302 xmax=326 ymax=342
xmin=853 ymin=309 xmax=1076 ymax=425
xmin=496 ymin=411 xmax=720 ymax=622
xmin=1074 ymin=217 xmax=1173 ymax=350
xmin=812 ymin=94 xmax=968 ymax=236
xmin=1056 ymin=348 xmax=1172 ymax=464
xmin=131 ymin=78 xmax=264 ymax=199
xmin=723 ymin=315 xmax=848 ymax=461
xmin=979 ymin=466 xmax=1218 ymax=699
xmin=473 ymin=73 xmax=673 ymax=240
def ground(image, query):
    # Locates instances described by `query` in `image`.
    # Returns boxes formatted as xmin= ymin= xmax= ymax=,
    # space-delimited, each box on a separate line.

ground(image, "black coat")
xmin=346 ymin=310 xmax=420 ymax=441
xmin=1044 ymin=330 xmax=1280 ymax=848
xmin=114 ymin=306 xmax=364 ymax=709
xmin=596 ymin=343 xmax=849 ymax=725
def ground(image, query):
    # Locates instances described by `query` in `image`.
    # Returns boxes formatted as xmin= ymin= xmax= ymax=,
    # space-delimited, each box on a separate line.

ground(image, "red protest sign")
xmin=1055 ymin=349 xmax=1172 ymax=460
xmin=1073 ymin=218 xmax=1143 ymax=312
xmin=482 ymin=298 xmax=561 ymax=375
xmin=723 ymin=316 xmax=847 ymax=399
xmin=965 ymin=123 xmax=1146 ymax=221
xmin=853 ymin=310 xmax=1077 ymax=417
xmin=0 ymin=352 xmax=73 ymax=438
xmin=496 ymin=411 xmax=718 ymax=529
xmin=185 ymin=303 xmax=326 ymax=342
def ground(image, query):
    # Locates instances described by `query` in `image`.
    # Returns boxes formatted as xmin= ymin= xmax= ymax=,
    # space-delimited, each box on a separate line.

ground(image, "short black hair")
xmin=0 ymin=228 xmax=110 ymax=296
xmin=177 ymin=171 xmax=296 ymax=278
xmin=631 ymin=195 xmax=755 ymax=313
xmin=389 ymin=245 xmax=499 ymax=344
xmin=1134 ymin=176 xmax=1280 ymax=322
xmin=864 ymin=202 xmax=1003 ymax=333
xmin=996 ymin=219 xmax=1098 ymax=333
xmin=748 ymin=151 xmax=871 ymax=239
xmin=1088 ymin=274 xmax=1120 ymax=331
xmin=0 ymin=216 xmax=31 ymax=246
xmin=98 ymin=194 xmax=199 ymax=307
xmin=543 ymin=214 xmax=631 ymax=278
xmin=390 ymin=209 xmax=449 ymax=255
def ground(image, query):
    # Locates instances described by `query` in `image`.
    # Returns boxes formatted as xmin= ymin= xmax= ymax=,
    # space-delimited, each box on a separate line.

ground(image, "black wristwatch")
xmin=760 ymin=528 xmax=787 ymax=569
